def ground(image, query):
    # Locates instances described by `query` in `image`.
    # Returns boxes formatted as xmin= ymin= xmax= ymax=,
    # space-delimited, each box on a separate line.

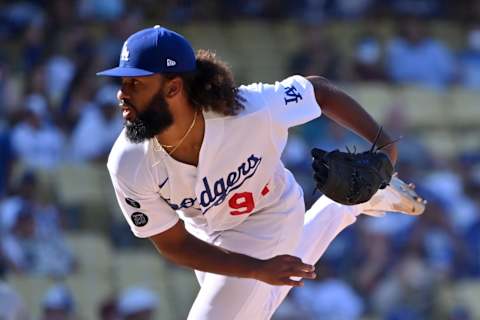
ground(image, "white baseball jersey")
xmin=107 ymin=75 xmax=321 ymax=238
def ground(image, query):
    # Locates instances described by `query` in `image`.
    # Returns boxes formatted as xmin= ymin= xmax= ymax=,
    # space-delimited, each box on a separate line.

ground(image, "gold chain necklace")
xmin=153 ymin=110 xmax=198 ymax=156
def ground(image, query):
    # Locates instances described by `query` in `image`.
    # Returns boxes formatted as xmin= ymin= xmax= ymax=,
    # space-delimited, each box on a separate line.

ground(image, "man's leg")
xmin=187 ymin=196 xmax=360 ymax=320
xmin=188 ymin=200 xmax=306 ymax=320
xmin=188 ymin=273 xmax=275 ymax=320
xmin=267 ymin=195 xmax=360 ymax=317
xmin=267 ymin=176 xmax=425 ymax=317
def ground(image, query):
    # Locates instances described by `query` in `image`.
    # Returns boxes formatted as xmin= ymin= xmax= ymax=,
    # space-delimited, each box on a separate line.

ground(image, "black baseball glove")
xmin=311 ymin=143 xmax=394 ymax=205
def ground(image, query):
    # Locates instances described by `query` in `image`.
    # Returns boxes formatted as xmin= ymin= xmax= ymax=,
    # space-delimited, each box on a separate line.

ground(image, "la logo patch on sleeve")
xmin=131 ymin=212 xmax=149 ymax=227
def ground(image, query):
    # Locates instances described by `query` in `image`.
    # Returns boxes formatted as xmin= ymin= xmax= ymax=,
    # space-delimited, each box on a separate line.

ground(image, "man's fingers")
xmin=290 ymin=261 xmax=315 ymax=273
xmin=282 ymin=256 xmax=314 ymax=269
xmin=266 ymin=255 xmax=316 ymax=286
xmin=299 ymin=271 xmax=317 ymax=279
xmin=281 ymin=278 xmax=304 ymax=287
xmin=299 ymin=264 xmax=315 ymax=272
xmin=288 ymin=269 xmax=316 ymax=279
xmin=283 ymin=263 xmax=316 ymax=279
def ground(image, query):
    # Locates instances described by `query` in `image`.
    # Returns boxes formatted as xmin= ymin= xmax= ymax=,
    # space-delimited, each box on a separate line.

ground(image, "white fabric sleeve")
xmin=110 ymin=173 xmax=179 ymax=238
xmin=259 ymin=75 xmax=321 ymax=128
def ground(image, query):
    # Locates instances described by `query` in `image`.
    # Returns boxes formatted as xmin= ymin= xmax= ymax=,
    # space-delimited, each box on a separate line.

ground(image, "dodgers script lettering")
xmin=160 ymin=154 xmax=262 ymax=214
xmin=200 ymin=154 xmax=262 ymax=211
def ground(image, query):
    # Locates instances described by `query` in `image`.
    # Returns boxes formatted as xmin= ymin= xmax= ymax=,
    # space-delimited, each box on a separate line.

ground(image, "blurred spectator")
xmin=296 ymin=0 xmax=326 ymax=24
xmin=466 ymin=217 xmax=480 ymax=277
xmin=77 ymin=0 xmax=125 ymax=21
xmin=43 ymin=27 xmax=78 ymax=109
xmin=457 ymin=24 xmax=480 ymax=89
xmin=288 ymin=26 xmax=343 ymax=81
xmin=44 ymin=52 xmax=76 ymax=108
xmin=291 ymin=264 xmax=365 ymax=319
xmin=0 ymin=122 xmax=13 ymax=198
xmin=163 ymin=0 xmax=195 ymax=23
xmin=273 ymin=294 xmax=311 ymax=319
xmin=371 ymin=249 xmax=435 ymax=318
xmin=326 ymin=0 xmax=376 ymax=19
xmin=448 ymin=305 xmax=473 ymax=320
xmin=10 ymin=95 xmax=66 ymax=171
xmin=0 ymin=62 xmax=20 ymax=115
xmin=0 ymin=1 xmax=45 ymax=40
xmin=70 ymin=84 xmax=123 ymax=162
xmin=41 ymin=283 xmax=76 ymax=320
xmin=353 ymin=226 xmax=394 ymax=296
xmin=314 ymin=118 xmax=368 ymax=151
xmin=0 ymin=171 xmax=76 ymax=276
xmin=387 ymin=0 xmax=447 ymax=18
xmin=0 ymin=280 xmax=30 ymax=320
xmin=22 ymin=19 xmax=46 ymax=73
xmin=352 ymin=34 xmax=389 ymax=81
xmin=408 ymin=198 xmax=471 ymax=278
xmin=0 ymin=276 xmax=31 ymax=320
xmin=362 ymin=213 xmax=417 ymax=247
xmin=96 ymin=12 xmax=142 ymax=69
xmin=423 ymin=165 xmax=479 ymax=234
xmin=117 ymin=286 xmax=159 ymax=320
xmin=0 ymin=204 xmax=36 ymax=273
xmin=282 ymin=132 xmax=312 ymax=200
xmin=259 ymin=0 xmax=302 ymax=20
xmin=385 ymin=16 xmax=455 ymax=88
xmin=98 ymin=296 xmax=120 ymax=320
xmin=382 ymin=102 xmax=433 ymax=171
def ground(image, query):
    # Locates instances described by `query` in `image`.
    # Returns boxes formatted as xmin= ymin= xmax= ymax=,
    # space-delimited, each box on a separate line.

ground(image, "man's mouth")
xmin=119 ymin=100 xmax=136 ymax=121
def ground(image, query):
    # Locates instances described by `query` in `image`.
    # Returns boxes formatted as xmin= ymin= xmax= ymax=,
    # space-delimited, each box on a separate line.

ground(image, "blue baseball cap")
xmin=97 ymin=25 xmax=196 ymax=77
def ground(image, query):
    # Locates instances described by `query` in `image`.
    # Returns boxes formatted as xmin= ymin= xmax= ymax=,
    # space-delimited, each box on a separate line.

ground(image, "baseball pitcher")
xmin=97 ymin=26 xmax=425 ymax=320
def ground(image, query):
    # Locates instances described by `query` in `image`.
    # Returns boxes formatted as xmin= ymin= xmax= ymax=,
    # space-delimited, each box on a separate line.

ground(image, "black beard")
xmin=124 ymin=91 xmax=174 ymax=143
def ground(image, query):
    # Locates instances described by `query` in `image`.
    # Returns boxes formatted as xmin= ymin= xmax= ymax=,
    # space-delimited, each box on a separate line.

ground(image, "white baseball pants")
xmin=186 ymin=195 xmax=361 ymax=320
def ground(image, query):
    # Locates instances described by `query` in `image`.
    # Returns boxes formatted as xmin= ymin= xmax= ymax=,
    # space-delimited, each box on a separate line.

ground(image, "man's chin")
xmin=125 ymin=133 xmax=148 ymax=144
xmin=124 ymin=123 xmax=151 ymax=143
xmin=124 ymin=123 xmax=168 ymax=144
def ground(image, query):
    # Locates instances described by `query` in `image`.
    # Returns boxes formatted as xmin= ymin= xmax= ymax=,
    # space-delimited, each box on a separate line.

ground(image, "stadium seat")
xmin=65 ymin=273 xmax=112 ymax=320
xmin=227 ymin=21 xmax=288 ymax=82
xmin=429 ymin=21 xmax=464 ymax=50
xmin=164 ymin=264 xmax=199 ymax=318
xmin=416 ymin=130 xmax=457 ymax=157
xmin=54 ymin=164 xmax=111 ymax=204
xmin=450 ymin=130 xmax=480 ymax=153
xmin=347 ymin=83 xmax=395 ymax=121
xmin=447 ymin=88 xmax=480 ymax=127
xmin=452 ymin=280 xmax=480 ymax=318
xmin=65 ymin=232 xmax=113 ymax=274
xmin=394 ymin=87 xmax=449 ymax=128
xmin=6 ymin=274 xmax=52 ymax=319
xmin=113 ymin=249 xmax=191 ymax=319
xmin=54 ymin=164 xmax=116 ymax=229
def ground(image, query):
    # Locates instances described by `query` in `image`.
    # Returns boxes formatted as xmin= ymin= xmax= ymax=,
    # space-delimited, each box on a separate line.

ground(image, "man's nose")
xmin=117 ymin=89 xmax=129 ymax=103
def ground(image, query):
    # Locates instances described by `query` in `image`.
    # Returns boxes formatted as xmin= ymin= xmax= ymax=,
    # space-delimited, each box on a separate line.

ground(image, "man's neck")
xmin=157 ymin=109 xmax=205 ymax=166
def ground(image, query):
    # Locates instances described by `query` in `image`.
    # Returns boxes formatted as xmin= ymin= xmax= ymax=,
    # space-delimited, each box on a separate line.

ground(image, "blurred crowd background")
xmin=0 ymin=0 xmax=479 ymax=319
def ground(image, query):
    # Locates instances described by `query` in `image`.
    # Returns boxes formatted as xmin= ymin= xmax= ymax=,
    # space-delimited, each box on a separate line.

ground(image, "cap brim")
xmin=96 ymin=67 xmax=154 ymax=77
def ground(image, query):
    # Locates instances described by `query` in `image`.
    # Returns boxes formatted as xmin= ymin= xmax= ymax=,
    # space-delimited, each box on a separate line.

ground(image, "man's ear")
xmin=165 ymin=77 xmax=183 ymax=98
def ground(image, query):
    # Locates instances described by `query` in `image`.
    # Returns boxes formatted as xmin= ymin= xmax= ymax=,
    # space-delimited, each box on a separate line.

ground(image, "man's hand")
xmin=252 ymin=255 xmax=316 ymax=286
xmin=151 ymin=221 xmax=315 ymax=286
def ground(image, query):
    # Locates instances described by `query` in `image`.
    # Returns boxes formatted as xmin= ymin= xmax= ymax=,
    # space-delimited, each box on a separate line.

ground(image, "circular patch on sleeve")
xmin=125 ymin=198 xmax=141 ymax=208
xmin=131 ymin=212 xmax=148 ymax=227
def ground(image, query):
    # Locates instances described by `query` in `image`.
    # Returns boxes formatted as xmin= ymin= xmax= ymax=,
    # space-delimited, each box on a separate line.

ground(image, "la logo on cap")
xmin=121 ymin=41 xmax=130 ymax=61
xmin=96 ymin=26 xmax=196 ymax=77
